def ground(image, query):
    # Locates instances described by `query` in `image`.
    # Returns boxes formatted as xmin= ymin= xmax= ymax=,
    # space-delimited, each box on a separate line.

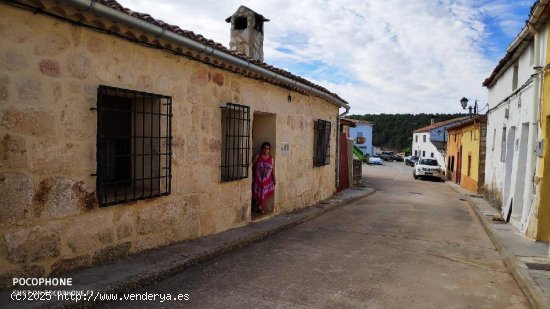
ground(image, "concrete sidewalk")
xmin=447 ymin=182 xmax=550 ymax=309
xmin=0 ymin=184 xmax=375 ymax=309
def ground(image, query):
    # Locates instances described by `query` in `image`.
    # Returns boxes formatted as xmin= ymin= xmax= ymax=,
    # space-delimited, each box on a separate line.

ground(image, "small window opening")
xmin=254 ymin=15 xmax=264 ymax=33
xmin=450 ymin=156 xmax=455 ymax=172
xmin=221 ymin=103 xmax=251 ymax=181
xmin=467 ymin=155 xmax=472 ymax=177
xmin=314 ymin=119 xmax=331 ymax=167
xmin=235 ymin=17 xmax=247 ymax=30
xmin=96 ymin=85 xmax=172 ymax=207
xmin=512 ymin=63 xmax=519 ymax=91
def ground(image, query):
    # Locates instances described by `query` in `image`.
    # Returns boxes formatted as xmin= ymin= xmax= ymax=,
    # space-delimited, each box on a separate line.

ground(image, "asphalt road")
xmin=105 ymin=162 xmax=529 ymax=308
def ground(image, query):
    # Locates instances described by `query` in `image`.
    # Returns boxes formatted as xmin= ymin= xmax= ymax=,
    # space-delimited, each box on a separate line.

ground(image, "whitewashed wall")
xmin=412 ymin=132 xmax=445 ymax=169
xmin=484 ymin=28 xmax=547 ymax=232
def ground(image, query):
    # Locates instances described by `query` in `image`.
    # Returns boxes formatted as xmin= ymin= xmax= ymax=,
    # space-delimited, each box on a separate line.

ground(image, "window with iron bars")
xmin=220 ymin=103 xmax=251 ymax=182
xmin=96 ymin=85 xmax=172 ymax=207
xmin=313 ymin=119 xmax=331 ymax=167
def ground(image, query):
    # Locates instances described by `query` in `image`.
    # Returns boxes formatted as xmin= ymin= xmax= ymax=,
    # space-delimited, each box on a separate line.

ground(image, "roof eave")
xmin=58 ymin=0 xmax=349 ymax=110
xmin=483 ymin=0 xmax=550 ymax=88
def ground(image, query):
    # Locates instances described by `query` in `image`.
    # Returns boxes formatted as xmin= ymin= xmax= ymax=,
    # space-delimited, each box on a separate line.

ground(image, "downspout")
xmin=63 ymin=0 xmax=350 ymax=111
xmin=521 ymin=28 xmax=543 ymax=232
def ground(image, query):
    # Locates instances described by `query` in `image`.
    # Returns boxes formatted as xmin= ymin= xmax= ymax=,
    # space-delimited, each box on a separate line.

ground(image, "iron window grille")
xmin=220 ymin=103 xmax=251 ymax=182
xmin=314 ymin=119 xmax=331 ymax=167
xmin=96 ymin=85 xmax=172 ymax=207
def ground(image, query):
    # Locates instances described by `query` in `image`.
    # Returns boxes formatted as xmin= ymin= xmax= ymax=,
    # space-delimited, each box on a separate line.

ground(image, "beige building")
xmin=0 ymin=0 xmax=350 ymax=282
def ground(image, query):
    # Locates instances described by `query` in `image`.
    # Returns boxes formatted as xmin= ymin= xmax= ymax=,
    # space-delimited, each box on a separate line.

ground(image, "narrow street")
xmin=107 ymin=162 xmax=530 ymax=308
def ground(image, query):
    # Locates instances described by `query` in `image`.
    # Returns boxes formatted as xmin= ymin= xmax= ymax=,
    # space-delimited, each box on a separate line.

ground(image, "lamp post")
xmin=460 ymin=97 xmax=478 ymax=117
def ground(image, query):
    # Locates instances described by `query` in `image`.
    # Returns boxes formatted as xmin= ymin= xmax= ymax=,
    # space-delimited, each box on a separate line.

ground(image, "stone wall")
xmin=0 ymin=5 xmax=339 ymax=284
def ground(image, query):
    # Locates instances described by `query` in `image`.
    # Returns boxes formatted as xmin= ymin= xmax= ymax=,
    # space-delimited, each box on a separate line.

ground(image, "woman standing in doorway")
xmin=252 ymin=142 xmax=276 ymax=214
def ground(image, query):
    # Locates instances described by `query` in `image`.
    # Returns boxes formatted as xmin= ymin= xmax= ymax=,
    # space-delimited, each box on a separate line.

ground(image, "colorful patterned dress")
xmin=252 ymin=155 xmax=275 ymax=206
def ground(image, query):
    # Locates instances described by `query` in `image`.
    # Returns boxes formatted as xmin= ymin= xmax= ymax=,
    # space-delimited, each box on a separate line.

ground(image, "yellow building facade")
xmin=528 ymin=34 xmax=550 ymax=241
xmin=445 ymin=127 xmax=461 ymax=184
xmin=445 ymin=117 xmax=486 ymax=193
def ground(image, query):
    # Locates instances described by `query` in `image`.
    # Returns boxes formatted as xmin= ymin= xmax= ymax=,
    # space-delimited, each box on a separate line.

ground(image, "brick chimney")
xmin=226 ymin=6 xmax=269 ymax=62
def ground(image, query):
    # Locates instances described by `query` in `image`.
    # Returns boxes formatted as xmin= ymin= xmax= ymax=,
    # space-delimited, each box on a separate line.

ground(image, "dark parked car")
xmin=379 ymin=151 xmax=395 ymax=161
xmin=405 ymin=156 xmax=419 ymax=166
xmin=393 ymin=154 xmax=404 ymax=162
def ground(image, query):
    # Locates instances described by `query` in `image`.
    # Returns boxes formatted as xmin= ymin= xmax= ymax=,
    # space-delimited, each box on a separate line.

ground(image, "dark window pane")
xmin=96 ymin=85 xmax=172 ymax=207
xmin=221 ymin=103 xmax=250 ymax=182
xmin=314 ymin=119 xmax=331 ymax=167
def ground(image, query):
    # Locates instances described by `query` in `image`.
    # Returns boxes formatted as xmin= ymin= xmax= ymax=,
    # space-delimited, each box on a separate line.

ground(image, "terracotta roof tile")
xmin=413 ymin=116 xmax=470 ymax=133
xmin=95 ymin=0 xmax=347 ymax=104
xmin=445 ymin=115 xmax=486 ymax=130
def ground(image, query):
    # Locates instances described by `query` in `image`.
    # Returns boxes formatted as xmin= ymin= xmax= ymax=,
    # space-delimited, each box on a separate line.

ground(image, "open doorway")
xmin=251 ymin=112 xmax=277 ymax=220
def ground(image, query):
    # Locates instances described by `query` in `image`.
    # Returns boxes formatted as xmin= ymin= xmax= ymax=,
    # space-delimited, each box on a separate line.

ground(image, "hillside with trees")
xmin=347 ymin=113 xmax=467 ymax=153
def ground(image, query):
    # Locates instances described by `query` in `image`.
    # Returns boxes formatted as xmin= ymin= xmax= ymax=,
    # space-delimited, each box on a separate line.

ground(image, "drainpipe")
xmin=521 ymin=29 xmax=542 ymax=232
xmin=63 ymin=0 xmax=350 ymax=112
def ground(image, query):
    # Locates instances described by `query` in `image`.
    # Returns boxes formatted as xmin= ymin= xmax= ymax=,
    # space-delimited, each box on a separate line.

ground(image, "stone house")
xmin=445 ymin=116 xmax=487 ymax=193
xmin=0 ymin=0 xmax=350 ymax=282
xmin=482 ymin=0 xmax=550 ymax=238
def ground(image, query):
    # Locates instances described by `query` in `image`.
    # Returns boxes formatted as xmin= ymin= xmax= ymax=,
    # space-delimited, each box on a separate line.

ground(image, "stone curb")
xmin=35 ymin=186 xmax=375 ymax=309
xmin=446 ymin=182 xmax=549 ymax=309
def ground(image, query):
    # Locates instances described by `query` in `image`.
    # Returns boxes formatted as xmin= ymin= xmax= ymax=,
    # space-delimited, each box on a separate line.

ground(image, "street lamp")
xmin=460 ymin=97 xmax=478 ymax=117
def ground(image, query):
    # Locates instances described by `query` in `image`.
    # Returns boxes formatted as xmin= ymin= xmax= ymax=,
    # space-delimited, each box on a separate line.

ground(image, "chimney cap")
xmin=225 ymin=5 xmax=270 ymax=23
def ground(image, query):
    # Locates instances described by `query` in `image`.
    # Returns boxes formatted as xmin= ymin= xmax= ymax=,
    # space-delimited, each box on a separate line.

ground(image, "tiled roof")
xmin=445 ymin=115 xmax=486 ymax=131
xmin=413 ymin=116 xmax=470 ymax=133
xmin=96 ymin=1 xmax=347 ymax=104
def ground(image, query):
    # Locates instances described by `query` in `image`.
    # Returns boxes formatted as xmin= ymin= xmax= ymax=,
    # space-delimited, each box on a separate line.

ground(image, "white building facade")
xmin=412 ymin=118 xmax=469 ymax=171
xmin=412 ymin=131 xmax=445 ymax=169
xmin=483 ymin=18 xmax=547 ymax=233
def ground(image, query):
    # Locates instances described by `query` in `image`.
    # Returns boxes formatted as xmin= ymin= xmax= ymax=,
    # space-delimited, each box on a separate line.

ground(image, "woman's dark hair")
xmin=261 ymin=142 xmax=271 ymax=149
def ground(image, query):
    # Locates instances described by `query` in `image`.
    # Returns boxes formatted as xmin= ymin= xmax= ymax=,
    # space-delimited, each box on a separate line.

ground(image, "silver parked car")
xmin=368 ymin=155 xmax=383 ymax=165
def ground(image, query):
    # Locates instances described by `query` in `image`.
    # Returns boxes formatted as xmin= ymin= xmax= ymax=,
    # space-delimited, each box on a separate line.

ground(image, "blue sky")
xmin=118 ymin=0 xmax=536 ymax=115
xmin=479 ymin=0 xmax=533 ymax=60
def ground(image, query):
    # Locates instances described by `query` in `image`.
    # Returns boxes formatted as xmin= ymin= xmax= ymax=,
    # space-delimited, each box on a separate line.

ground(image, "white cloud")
xmin=116 ymin=0 xmax=526 ymax=115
